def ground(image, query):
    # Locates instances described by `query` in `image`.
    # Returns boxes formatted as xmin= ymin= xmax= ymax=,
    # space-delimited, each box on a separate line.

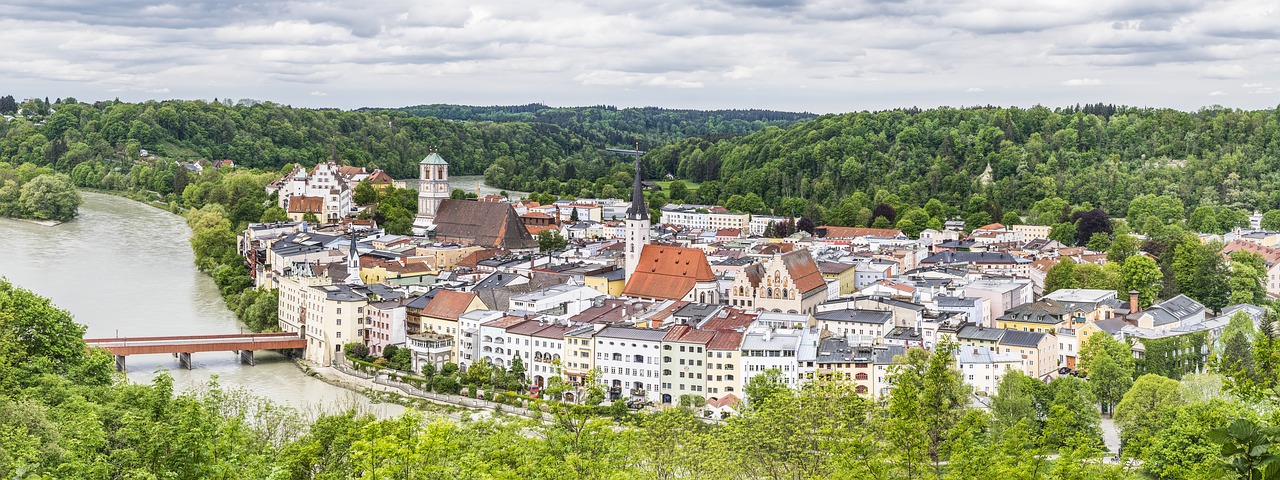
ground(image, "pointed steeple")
xmin=626 ymin=157 xmax=648 ymax=220
xmin=344 ymin=233 xmax=363 ymax=285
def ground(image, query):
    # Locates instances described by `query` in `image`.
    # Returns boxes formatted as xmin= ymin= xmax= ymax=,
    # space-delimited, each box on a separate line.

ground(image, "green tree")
xmin=743 ymin=368 xmax=788 ymax=407
xmin=1086 ymin=232 xmax=1111 ymax=251
xmin=352 ymin=180 xmax=379 ymax=205
xmin=1106 ymin=234 xmax=1140 ymax=264
xmin=667 ymin=180 xmax=688 ymax=203
xmin=1114 ymin=374 xmax=1181 ymax=459
xmin=1044 ymin=258 xmax=1077 ymax=293
xmin=1120 ymin=255 xmax=1163 ymax=309
xmin=884 ymin=338 xmax=968 ymax=477
xmin=1261 ymin=210 xmax=1280 ymax=231
xmin=17 ymin=173 xmax=81 ymax=222
xmin=1078 ymin=332 xmax=1134 ymax=416
xmin=1048 ymin=222 xmax=1077 ymax=245
xmin=537 ymin=229 xmax=568 ymax=252
xmin=259 ymin=206 xmax=288 ymax=223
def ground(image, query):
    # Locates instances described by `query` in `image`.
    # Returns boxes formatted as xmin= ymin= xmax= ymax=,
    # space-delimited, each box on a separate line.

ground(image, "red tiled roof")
xmin=780 ymin=249 xmax=827 ymax=294
xmin=707 ymin=330 xmax=745 ymax=350
xmin=421 ymin=290 xmax=478 ymax=321
xmin=1222 ymin=239 xmax=1280 ymax=266
xmin=287 ymin=195 xmax=323 ymax=213
xmin=975 ymin=223 xmax=1006 ymax=231
xmin=366 ymin=170 xmax=394 ymax=184
xmin=818 ymin=226 xmax=903 ymax=239
xmin=623 ymin=245 xmax=716 ymax=301
xmin=706 ymin=394 xmax=740 ymax=408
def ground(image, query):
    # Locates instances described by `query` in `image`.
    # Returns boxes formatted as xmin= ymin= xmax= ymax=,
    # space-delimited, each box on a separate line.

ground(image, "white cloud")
xmin=310 ymin=91 xmax=327 ymax=96
xmin=1061 ymin=78 xmax=1103 ymax=86
xmin=1208 ymin=90 xmax=1226 ymax=96
xmin=0 ymin=0 xmax=1276 ymax=111
xmin=1200 ymin=64 xmax=1249 ymax=79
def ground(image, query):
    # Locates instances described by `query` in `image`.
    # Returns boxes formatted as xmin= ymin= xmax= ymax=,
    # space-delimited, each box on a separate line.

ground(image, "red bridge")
xmin=84 ymin=332 xmax=307 ymax=371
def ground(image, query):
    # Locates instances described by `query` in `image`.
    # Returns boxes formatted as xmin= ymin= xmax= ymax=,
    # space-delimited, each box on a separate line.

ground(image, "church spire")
xmin=626 ymin=156 xmax=648 ymax=220
xmin=344 ymin=232 xmax=363 ymax=285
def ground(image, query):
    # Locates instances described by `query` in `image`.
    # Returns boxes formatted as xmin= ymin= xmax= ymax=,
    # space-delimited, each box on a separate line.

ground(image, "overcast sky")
xmin=1 ymin=0 xmax=1277 ymax=113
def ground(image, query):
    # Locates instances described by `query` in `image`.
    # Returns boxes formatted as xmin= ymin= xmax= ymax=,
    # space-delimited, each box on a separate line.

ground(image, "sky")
xmin=1 ymin=0 xmax=1278 ymax=113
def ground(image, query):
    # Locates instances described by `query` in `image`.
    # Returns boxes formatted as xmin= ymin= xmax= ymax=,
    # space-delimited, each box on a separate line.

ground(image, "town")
xmin=236 ymin=151 xmax=1275 ymax=415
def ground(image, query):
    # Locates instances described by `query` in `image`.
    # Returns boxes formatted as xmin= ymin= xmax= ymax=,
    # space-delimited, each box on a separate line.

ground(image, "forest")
xmin=2 ymin=278 xmax=1280 ymax=479
xmin=0 ymin=162 xmax=81 ymax=222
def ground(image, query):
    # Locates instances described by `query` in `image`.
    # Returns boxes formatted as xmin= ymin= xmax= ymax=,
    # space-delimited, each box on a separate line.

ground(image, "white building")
xmin=956 ymin=346 xmax=1022 ymax=395
xmin=457 ymin=310 xmax=504 ymax=370
xmin=509 ymin=284 xmax=606 ymax=317
xmin=740 ymin=327 xmax=810 ymax=389
xmin=269 ymin=163 xmax=354 ymax=222
xmin=414 ymin=152 xmax=450 ymax=233
xmin=594 ymin=326 xmax=666 ymax=403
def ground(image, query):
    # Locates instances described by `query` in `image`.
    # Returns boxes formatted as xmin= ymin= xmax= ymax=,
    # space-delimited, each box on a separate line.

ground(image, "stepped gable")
xmin=432 ymin=199 xmax=538 ymax=250
xmin=623 ymin=245 xmax=715 ymax=301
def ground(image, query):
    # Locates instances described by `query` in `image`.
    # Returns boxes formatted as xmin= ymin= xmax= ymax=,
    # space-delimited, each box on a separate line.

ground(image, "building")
xmin=509 ymin=284 xmax=605 ymax=317
xmin=705 ymin=331 xmax=744 ymax=402
xmin=624 ymin=159 xmax=651 ymax=281
xmin=415 ymin=289 xmax=486 ymax=360
xmin=998 ymin=330 xmax=1059 ymax=380
xmin=956 ymin=345 xmax=1022 ymax=395
xmin=1221 ymin=240 xmax=1280 ymax=298
xmin=813 ymin=309 xmax=893 ymax=345
xmin=594 ymin=326 xmax=667 ymax=402
xmin=268 ymin=162 xmax=354 ymax=222
xmin=740 ymin=327 xmax=819 ymax=391
xmin=919 ymin=251 xmax=1033 ymax=276
xmin=430 ymin=200 xmax=539 ymax=251
xmin=366 ymin=299 xmax=407 ymax=357
xmin=622 ymin=245 xmax=720 ymax=303
xmin=727 ymin=249 xmax=829 ymax=314
xmin=660 ymin=326 xmax=717 ymax=404
xmin=457 ymin=310 xmax=504 ymax=370
xmin=414 ymin=152 xmax=450 ymax=232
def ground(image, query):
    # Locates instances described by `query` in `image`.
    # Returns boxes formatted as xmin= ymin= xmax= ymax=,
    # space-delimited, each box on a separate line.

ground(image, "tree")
xmin=884 ymin=338 xmax=968 ymax=476
xmin=795 ymin=216 xmax=815 ymax=235
xmin=667 ymin=180 xmax=688 ymax=202
xmin=1072 ymin=208 xmax=1112 ymax=247
xmin=1044 ymin=258 xmax=1077 ymax=293
xmin=537 ymin=229 xmax=568 ymax=252
xmin=259 ymin=206 xmax=289 ymax=223
xmin=1228 ymin=251 xmax=1267 ymax=305
xmin=990 ymin=370 xmax=1044 ymax=437
xmin=743 ymin=369 xmax=788 ymax=407
xmin=0 ymin=95 xmax=17 ymax=115
xmin=0 ymin=279 xmax=93 ymax=378
xmin=1041 ymin=376 xmax=1101 ymax=448
xmin=1078 ymin=333 xmax=1134 ymax=416
xmin=1048 ymin=222 xmax=1077 ymax=245
xmin=1173 ymin=239 xmax=1230 ymax=313
xmin=871 ymin=203 xmax=896 ymax=224
xmin=1262 ymin=210 xmax=1280 ymax=231
xmin=353 ymin=181 xmax=379 ymax=205
xmin=1120 ymin=255 xmax=1163 ymax=309
xmin=302 ymin=211 xmax=319 ymax=224
xmin=1086 ymin=232 xmax=1111 ymax=251
xmin=509 ymin=354 xmax=527 ymax=391
xmin=1106 ymin=234 xmax=1140 ymax=264
xmin=18 ymin=173 xmax=81 ymax=222
xmin=1207 ymin=418 xmax=1280 ymax=480
xmin=1001 ymin=211 xmax=1021 ymax=226
xmin=1189 ymin=205 xmax=1221 ymax=233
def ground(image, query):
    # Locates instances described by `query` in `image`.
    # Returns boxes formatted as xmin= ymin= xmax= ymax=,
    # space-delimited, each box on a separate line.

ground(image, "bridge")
xmin=84 ymin=332 xmax=307 ymax=371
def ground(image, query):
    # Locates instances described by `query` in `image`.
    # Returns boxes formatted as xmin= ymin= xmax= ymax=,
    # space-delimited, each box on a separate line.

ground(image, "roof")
xmin=626 ymin=160 xmax=648 ymax=220
xmin=998 ymin=330 xmax=1046 ymax=348
xmin=420 ymin=152 xmax=449 ymax=165
xmin=596 ymin=325 xmax=669 ymax=342
xmin=622 ymin=245 xmax=716 ymax=300
xmin=814 ymin=309 xmax=893 ymax=325
xmin=956 ymin=325 xmax=1005 ymax=342
xmin=921 ymin=251 xmax=1031 ymax=265
xmin=818 ymin=226 xmax=904 ymax=239
xmin=419 ymin=290 xmax=478 ymax=321
xmin=1044 ymin=289 xmax=1118 ymax=304
xmin=779 ymin=249 xmax=828 ymax=294
xmin=1147 ymin=294 xmax=1205 ymax=326
xmin=817 ymin=261 xmax=856 ymax=275
xmin=706 ymin=394 xmax=740 ymax=409
xmin=287 ymin=195 xmax=324 ymax=214
xmin=432 ymin=200 xmax=538 ymax=250
xmin=708 ymin=331 xmax=744 ymax=351
xmin=1222 ymin=239 xmax=1280 ymax=267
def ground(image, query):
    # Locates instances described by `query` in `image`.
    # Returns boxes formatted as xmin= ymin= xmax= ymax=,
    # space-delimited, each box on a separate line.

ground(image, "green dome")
xmin=420 ymin=152 xmax=449 ymax=165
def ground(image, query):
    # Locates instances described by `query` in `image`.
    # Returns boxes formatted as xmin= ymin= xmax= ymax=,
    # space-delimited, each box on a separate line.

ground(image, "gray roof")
xmin=741 ymin=331 xmax=803 ymax=350
xmin=922 ymin=251 xmax=1030 ymax=265
xmin=1147 ymin=294 xmax=1205 ymax=326
xmin=814 ymin=309 xmax=893 ymax=325
xmin=875 ymin=345 xmax=906 ymax=364
xmin=998 ymin=330 xmax=1046 ymax=348
xmin=956 ymin=325 xmax=1004 ymax=342
xmin=816 ymin=337 xmax=877 ymax=364
xmin=596 ymin=326 xmax=669 ymax=342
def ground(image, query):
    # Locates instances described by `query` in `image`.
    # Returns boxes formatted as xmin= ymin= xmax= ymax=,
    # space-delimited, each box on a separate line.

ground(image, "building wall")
xmin=660 ymin=341 xmax=709 ymax=404
xmin=705 ymin=348 xmax=741 ymax=400
xmin=594 ymin=336 xmax=662 ymax=402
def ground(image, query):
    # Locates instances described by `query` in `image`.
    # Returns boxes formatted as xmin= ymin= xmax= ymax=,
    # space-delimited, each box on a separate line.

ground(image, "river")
xmin=0 ymin=191 xmax=404 ymax=418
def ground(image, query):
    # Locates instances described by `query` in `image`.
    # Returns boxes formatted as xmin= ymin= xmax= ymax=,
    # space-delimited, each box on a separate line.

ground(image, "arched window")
xmin=855 ymin=373 xmax=868 ymax=381
xmin=855 ymin=385 xmax=868 ymax=394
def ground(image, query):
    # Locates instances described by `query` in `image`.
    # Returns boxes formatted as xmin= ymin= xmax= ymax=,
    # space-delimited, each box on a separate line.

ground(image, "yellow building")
xmin=585 ymin=269 xmax=626 ymax=297
xmin=415 ymin=244 xmax=485 ymax=271
xmin=817 ymin=261 xmax=857 ymax=295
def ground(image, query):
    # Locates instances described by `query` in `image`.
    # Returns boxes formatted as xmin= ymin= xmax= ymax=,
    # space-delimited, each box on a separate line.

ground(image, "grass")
xmin=652 ymin=180 xmax=701 ymax=192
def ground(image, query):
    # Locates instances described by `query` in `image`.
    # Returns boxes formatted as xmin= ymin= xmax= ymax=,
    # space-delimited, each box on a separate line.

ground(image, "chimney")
xmin=1129 ymin=290 xmax=1140 ymax=313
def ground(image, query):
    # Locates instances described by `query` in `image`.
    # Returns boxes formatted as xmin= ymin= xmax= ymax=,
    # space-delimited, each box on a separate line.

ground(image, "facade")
xmin=366 ymin=300 xmax=407 ymax=357
xmin=956 ymin=346 xmax=1022 ymax=395
xmin=705 ymin=331 xmax=744 ymax=401
xmin=727 ymin=249 xmax=829 ymax=314
xmin=594 ymin=326 xmax=667 ymax=402
xmin=270 ymin=162 xmax=354 ymax=222
xmin=813 ymin=309 xmax=894 ymax=345
xmin=660 ymin=326 xmax=716 ymax=404
xmin=415 ymin=152 xmax=450 ymax=231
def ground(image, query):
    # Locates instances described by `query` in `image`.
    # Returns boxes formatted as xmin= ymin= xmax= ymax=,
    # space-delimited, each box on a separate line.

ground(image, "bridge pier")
xmin=178 ymin=352 xmax=192 ymax=370
xmin=239 ymin=349 xmax=255 ymax=366
xmin=114 ymin=355 xmax=126 ymax=372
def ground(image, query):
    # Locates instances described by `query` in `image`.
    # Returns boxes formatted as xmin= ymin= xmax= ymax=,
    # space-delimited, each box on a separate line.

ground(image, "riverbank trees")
xmin=0 ymin=162 xmax=81 ymax=222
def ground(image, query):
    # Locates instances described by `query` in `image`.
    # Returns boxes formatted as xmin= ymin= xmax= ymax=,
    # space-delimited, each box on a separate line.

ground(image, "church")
xmin=619 ymin=157 xmax=718 ymax=303
xmin=411 ymin=152 xmax=538 ymax=252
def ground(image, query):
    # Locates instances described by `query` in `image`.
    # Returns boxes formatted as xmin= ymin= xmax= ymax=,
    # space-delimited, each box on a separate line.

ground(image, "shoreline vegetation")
xmin=0 ymin=162 xmax=81 ymax=224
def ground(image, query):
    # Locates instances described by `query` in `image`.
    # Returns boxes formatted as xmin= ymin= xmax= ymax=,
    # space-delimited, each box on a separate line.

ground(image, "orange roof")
xmin=522 ymin=212 xmax=554 ymax=219
xmin=623 ymin=245 xmax=716 ymax=301
xmin=526 ymin=224 xmax=559 ymax=236
xmin=975 ymin=223 xmax=1006 ymax=231
xmin=287 ymin=195 xmax=324 ymax=213
xmin=819 ymin=226 xmax=903 ymax=239
xmin=420 ymin=290 xmax=478 ymax=321
xmin=707 ymin=330 xmax=745 ymax=350
xmin=1223 ymin=240 xmax=1280 ymax=265
xmin=716 ymin=228 xmax=742 ymax=237
xmin=366 ymin=170 xmax=394 ymax=184
xmin=706 ymin=394 xmax=740 ymax=408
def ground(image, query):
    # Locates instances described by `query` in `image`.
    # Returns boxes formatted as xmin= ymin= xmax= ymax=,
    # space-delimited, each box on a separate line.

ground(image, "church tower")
xmin=414 ymin=151 xmax=450 ymax=232
xmin=624 ymin=158 xmax=650 ymax=281
xmin=343 ymin=233 xmax=363 ymax=285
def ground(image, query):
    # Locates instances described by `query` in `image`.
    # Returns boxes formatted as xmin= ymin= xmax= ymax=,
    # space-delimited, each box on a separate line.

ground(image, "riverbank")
xmin=6 ymin=217 xmax=62 ymax=226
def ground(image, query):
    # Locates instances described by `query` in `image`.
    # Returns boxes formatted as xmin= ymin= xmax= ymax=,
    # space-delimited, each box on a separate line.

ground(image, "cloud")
xmin=967 ymin=87 xmax=984 ymax=92
xmin=1200 ymin=64 xmax=1249 ymax=79
xmin=1208 ymin=90 xmax=1226 ymax=96
xmin=310 ymin=91 xmax=327 ymax=96
xmin=1061 ymin=78 xmax=1103 ymax=86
